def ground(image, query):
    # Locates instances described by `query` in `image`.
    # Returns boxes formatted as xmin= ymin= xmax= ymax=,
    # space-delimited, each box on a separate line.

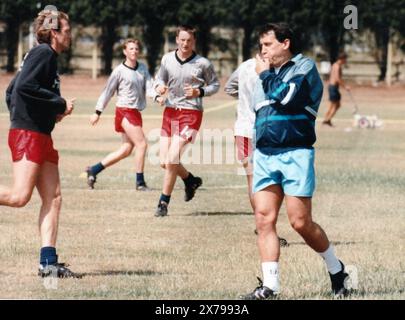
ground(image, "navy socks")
xmin=90 ymin=162 xmax=105 ymax=176
xmin=136 ymin=172 xmax=146 ymax=186
xmin=40 ymin=247 xmax=58 ymax=267
xmin=159 ymin=194 xmax=171 ymax=205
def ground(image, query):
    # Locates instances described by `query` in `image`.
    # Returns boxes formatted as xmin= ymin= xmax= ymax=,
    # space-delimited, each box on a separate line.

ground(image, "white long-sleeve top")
xmin=224 ymin=58 xmax=257 ymax=139
xmin=154 ymin=50 xmax=220 ymax=111
xmin=96 ymin=61 xmax=157 ymax=113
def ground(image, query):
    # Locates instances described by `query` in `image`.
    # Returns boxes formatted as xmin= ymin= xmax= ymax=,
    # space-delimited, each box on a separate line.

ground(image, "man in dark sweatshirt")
xmin=1 ymin=7 xmax=79 ymax=278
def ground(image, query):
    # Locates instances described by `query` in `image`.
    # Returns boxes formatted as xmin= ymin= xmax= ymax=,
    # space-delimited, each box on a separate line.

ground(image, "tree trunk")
xmin=101 ymin=23 xmax=117 ymax=75
xmin=242 ymin=24 xmax=254 ymax=61
xmin=5 ymin=20 xmax=19 ymax=73
xmin=197 ymin=27 xmax=211 ymax=57
xmin=143 ymin=22 xmax=165 ymax=75
xmin=327 ymin=25 xmax=344 ymax=63
xmin=374 ymin=26 xmax=389 ymax=82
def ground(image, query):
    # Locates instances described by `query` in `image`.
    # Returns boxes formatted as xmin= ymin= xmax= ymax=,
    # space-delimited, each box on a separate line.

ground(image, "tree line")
xmin=1 ymin=0 xmax=404 ymax=81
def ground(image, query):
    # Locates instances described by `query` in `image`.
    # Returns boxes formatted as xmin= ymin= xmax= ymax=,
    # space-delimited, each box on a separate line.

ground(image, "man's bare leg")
xmin=0 ymin=157 xmax=39 ymax=207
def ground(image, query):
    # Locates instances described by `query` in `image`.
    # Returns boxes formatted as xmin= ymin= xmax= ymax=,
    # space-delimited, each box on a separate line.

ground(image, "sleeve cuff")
xmin=199 ymin=88 xmax=205 ymax=97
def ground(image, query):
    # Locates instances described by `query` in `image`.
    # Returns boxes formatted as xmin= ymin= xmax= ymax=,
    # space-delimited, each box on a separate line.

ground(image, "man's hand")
xmin=57 ymin=98 xmax=75 ymax=123
xmin=56 ymin=114 xmax=64 ymax=123
xmin=65 ymin=98 xmax=75 ymax=115
xmin=184 ymin=84 xmax=200 ymax=99
xmin=90 ymin=113 xmax=100 ymax=126
xmin=156 ymin=85 xmax=168 ymax=95
xmin=156 ymin=96 xmax=165 ymax=106
xmin=255 ymin=54 xmax=270 ymax=75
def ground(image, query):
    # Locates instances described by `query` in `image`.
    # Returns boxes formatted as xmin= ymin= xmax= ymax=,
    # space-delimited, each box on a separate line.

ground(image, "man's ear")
xmin=283 ymin=39 xmax=291 ymax=50
xmin=50 ymin=29 xmax=57 ymax=41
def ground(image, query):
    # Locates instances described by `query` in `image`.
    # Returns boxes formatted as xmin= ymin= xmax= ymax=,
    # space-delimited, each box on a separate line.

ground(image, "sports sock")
xmin=261 ymin=261 xmax=280 ymax=293
xmin=182 ymin=172 xmax=194 ymax=187
xmin=40 ymin=247 xmax=58 ymax=267
xmin=90 ymin=162 xmax=105 ymax=176
xmin=319 ymin=245 xmax=342 ymax=275
xmin=159 ymin=194 xmax=171 ymax=205
xmin=136 ymin=173 xmax=145 ymax=185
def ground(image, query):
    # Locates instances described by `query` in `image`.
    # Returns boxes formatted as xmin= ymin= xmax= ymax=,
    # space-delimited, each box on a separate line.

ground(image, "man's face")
xmin=259 ymin=31 xmax=290 ymax=67
xmin=124 ymin=42 xmax=140 ymax=61
xmin=176 ymin=31 xmax=195 ymax=56
xmin=53 ymin=19 xmax=71 ymax=52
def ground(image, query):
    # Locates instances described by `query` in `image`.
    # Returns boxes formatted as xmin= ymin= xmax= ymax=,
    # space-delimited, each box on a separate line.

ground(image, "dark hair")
xmin=35 ymin=9 xmax=69 ymax=44
xmin=258 ymin=22 xmax=300 ymax=54
xmin=176 ymin=25 xmax=197 ymax=38
xmin=338 ymin=52 xmax=348 ymax=60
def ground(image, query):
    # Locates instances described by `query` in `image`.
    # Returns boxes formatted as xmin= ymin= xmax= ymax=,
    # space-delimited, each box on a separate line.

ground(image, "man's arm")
xmin=16 ymin=49 xmax=66 ymax=115
xmin=5 ymin=73 xmax=18 ymax=110
xmin=145 ymin=70 xmax=159 ymax=101
xmin=95 ymin=68 xmax=119 ymax=114
xmin=336 ymin=64 xmax=349 ymax=89
xmin=224 ymin=68 xmax=239 ymax=98
xmin=259 ymin=59 xmax=320 ymax=109
xmin=200 ymin=62 xmax=220 ymax=97
xmin=154 ymin=55 xmax=169 ymax=96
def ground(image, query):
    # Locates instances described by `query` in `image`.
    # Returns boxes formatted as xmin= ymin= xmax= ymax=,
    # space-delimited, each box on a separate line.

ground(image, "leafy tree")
xmin=0 ymin=0 xmax=37 ymax=72
xmin=312 ymin=0 xmax=355 ymax=63
xmin=361 ymin=0 xmax=405 ymax=81
xmin=225 ymin=0 xmax=317 ymax=61
xmin=70 ymin=0 xmax=127 ymax=75
xmin=134 ymin=0 xmax=179 ymax=74
xmin=176 ymin=0 xmax=227 ymax=57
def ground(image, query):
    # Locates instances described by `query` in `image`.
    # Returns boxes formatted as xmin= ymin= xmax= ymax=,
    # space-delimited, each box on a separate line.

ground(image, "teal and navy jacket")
xmin=252 ymin=53 xmax=323 ymax=155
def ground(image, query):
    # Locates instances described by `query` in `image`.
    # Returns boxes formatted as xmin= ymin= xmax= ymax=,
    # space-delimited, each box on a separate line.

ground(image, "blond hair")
xmin=122 ymin=39 xmax=143 ymax=51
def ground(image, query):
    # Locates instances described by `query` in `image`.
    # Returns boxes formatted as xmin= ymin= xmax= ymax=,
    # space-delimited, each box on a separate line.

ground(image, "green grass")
xmin=0 ymin=76 xmax=404 ymax=299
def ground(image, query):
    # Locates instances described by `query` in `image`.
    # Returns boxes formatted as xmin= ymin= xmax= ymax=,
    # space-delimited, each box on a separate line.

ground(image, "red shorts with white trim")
xmin=8 ymin=129 xmax=59 ymax=165
xmin=115 ymin=107 xmax=143 ymax=133
xmin=235 ymin=136 xmax=253 ymax=162
xmin=161 ymin=107 xmax=203 ymax=142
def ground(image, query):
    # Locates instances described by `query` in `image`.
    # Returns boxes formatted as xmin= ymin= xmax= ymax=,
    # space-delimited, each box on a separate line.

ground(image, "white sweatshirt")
xmin=224 ymin=58 xmax=257 ymax=139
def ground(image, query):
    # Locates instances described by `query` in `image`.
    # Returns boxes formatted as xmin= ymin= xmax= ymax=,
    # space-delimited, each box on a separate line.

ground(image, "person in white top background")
xmin=85 ymin=39 xmax=157 ymax=191
xmin=225 ymin=57 xmax=288 ymax=246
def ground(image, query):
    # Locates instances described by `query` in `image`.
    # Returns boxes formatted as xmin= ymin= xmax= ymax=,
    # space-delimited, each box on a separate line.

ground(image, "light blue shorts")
xmin=253 ymin=148 xmax=316 ymax=197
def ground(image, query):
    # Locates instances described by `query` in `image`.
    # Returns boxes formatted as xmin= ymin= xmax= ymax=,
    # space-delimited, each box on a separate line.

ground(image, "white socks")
xmin=319 ymin=245 xmax=342 ymax=275
xmin=261 ymin=262 xmax=280 ymax=293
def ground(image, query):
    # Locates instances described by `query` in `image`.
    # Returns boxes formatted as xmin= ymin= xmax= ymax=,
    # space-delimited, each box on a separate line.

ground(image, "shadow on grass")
xmin=188 ymin=211 xmax=253 ymax=216
xmin=348 ymin=288 xmax=404 ymax=298
xmin=284 ymin=240 xmax=360 ymax=247
xmin=79 ymin=269 xmax=163 ymax=278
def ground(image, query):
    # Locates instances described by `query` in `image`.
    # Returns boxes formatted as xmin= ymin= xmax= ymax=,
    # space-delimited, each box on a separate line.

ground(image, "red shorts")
xmin=8 ymin=129 xmax=59 ymax=165
xmin=235 ymin=136 xmax=253 ymax=162
xmin=115 ymin=107 xmax=143 ymax=133
xmin=161 ymin=107 xmax=203 ymax=142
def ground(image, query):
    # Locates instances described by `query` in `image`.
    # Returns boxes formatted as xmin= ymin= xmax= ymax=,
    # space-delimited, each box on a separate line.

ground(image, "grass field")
xmin=0 ymin=74 xmax=404 ymax=299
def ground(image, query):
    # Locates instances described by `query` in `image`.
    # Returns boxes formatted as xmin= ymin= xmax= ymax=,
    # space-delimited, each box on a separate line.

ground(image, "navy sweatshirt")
xmin=6 ymin=44 xmax=67 ymax=135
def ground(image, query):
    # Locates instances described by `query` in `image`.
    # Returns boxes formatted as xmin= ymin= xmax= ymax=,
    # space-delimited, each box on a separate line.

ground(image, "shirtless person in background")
xmin=322 ymin=53 xmax=350 ymax=127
